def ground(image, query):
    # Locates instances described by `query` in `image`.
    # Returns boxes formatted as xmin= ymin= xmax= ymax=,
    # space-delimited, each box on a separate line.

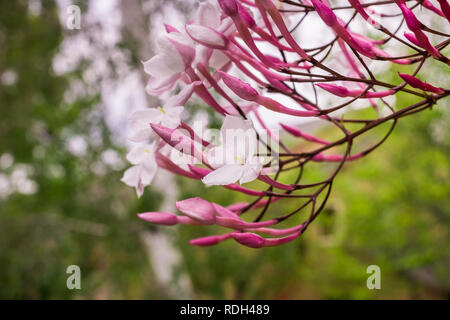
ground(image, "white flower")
xmin=202 ymin=116 xmax=265 ymax=186
xmin=144 ymin=32 xmax=195 ymax=95
xmin=128 ymin=82 xmax=197 ymax=142
xmin=121 ymin=143 xmax=157 ymax=198
xmin=191 ymin=2 xmax=235 ymax=71
xmin=128 ymin=105 xmax=184 ymax=142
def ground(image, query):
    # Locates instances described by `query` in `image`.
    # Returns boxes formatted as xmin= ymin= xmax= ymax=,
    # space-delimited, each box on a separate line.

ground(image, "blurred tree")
xmin=0 ymin=0 xmax=163 ymax=299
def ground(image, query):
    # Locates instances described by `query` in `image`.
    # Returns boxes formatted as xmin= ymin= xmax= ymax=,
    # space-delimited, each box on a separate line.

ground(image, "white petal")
xmin=140 ymin=161 xmax=157 ymax=185
xmin=126 ymin=144 xmax=156 ymax=165
xmin=145 ymin=74 xmax=179 ymax=95
xmin=239 ymin=162 xmax=263 ymax=184
xmin=136 ymin=181 xmax=144 ymax=198
xmin=210 ymin=50 xmax=230 ymax=70
xmin=121 ymin=166 xmax=140 ymax=187
xmin=143 ymin=54 xmax=177 ymax=78
xmin=161 ymin=106 xmax=184 ymax=129
xmin=196 ymin=2 xmax=221 ymax=29
xmin=129 ymin=109 xmax=163 ymax=124
xmin=186 ymin=25 xmax=225 ymax=47
xmin=220 ymin=115 xmax=253 ymax=138
xmin=221 ymin=116 xmax=257 ymax=161
xmin=128 ymin=128 xmax=154 ymax=143
xmin=205 ymin=146 xmax=228 ymax=169
xmin=164 ymin=82 xmax=197 ymax=108
xmin=201 ymin=164 xmax=244 ymax=186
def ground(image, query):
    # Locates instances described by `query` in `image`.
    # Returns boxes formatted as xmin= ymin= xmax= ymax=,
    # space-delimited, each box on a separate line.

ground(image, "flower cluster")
xmin=122 ymin=0 xmax=449 ymax=248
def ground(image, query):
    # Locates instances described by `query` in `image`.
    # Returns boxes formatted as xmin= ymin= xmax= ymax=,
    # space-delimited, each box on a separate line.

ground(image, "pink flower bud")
xmin=187 ymin=165 xmax=210 ymax=178
xmin=218 ymin=0 xmax=238 ymax=16
xmin=237 ymin=3 xmax=256 ymax=28
xmin=217 ymin=216 xmax=277 ymax=229
xmin=437 ymin=0 xmax=450 ymax=23
xmin=138 ymin=212 xmax=179 ymax=226
xmin=316 ymin=83 xmax=394 ymax=98
xmin=245 ymin=224 xmax=303 ymax=236
xmin=420 ymin=0 xmax=445 ymax=17
xmin=189 ymin=233 xmax=232 ymax=246
xmin=311 ymin=0 xmax=337 ymax=27
xmin=151 ymin=124 xmax=202 ymax=160
xmin=226 ymin=202 xmax=250 ymax=212
xmin=316 ymin=83 xmax=350 ymax=97
xmin=280 ymin=123 xmax=330 ymax=145
xmin=186 ymin=25 xmax=228 ymax=50
xmin=231 ymin=232 xmax=265 ymax=248
xmin=348 ymin=0 xmax=370 ymax=21
xmin=397 ymin=2 xmax=422 ymax=31
xmin=263 ymin=230 xmax=302 ymax=247
xmin=176 ymin=197 xmax=216 ymax=224
xmin=404 ymin=32 xmax=422 ymax=48
xmin=212 ymin=203 xmax=238 ymax=218
xmin=219 ymin=71 xmax=259 ymax=101
xmin=155 ymin=152 xmax=199 ymax=179
xmin=258 ymin=175 xmax=295 ymax=191
xmin=398 ymin=73 xmax=444 ymax=94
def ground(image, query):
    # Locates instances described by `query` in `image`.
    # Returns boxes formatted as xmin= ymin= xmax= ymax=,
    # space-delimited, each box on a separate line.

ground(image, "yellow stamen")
xmin=158 ymin=106 xmax=166 ymax=114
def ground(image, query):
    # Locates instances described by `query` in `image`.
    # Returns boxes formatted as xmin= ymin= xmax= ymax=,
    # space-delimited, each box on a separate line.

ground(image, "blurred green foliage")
xmin=0 ymin=0 xmax=163 ymax=299
xmin=0 ymin=0 xmax=448 ymax=299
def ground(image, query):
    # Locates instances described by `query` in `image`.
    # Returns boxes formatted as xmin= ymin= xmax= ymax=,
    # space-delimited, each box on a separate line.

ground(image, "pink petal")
xmin=138 ymin=212 xmax=179 ymax=226
xmin=176 ymin=197 xmax=216 ymax=224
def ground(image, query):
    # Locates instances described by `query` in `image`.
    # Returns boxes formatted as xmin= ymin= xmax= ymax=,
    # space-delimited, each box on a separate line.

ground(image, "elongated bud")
xmin=263 ymin=230 xmax=302 ymax=247
xmin=189 ymin=234 xmax=232 ymax=246
xmin=138 ymin=212 xmax=179 ymax=226
xmin=245 ymin=224 xmax=303 ymax=236
xmin=419 ymin=0 xmax=444 ymax=17
xmin=398 ymin=73 xmax=444 ymax=94
xmin=258 ymin=175 xmax=295 ymax=190
xmin=218 ymin=0 xmax=238 ymax=16
xmin=220 ymin=72 xmax=318 ymax=116
xmin=397 ymin=2 xmax=421 ymax=31
xmin=186 ymin=25 xmax=228 ymax=50
xmin=437 ymin=0 xmax=450 ymax=23
xmin=231 ymin=232 xmax=265 ymax=248
xmin=212 ymin=203 xmax=238 ymax=218
xmin=347 ymin=0 xmax=370 ymax=21
xmin=237 ymin=3 xmax=256 ymax=27
xmin=155 ymin=152 xmax=199 ymax=179
xmin=226 ymin=202 xmax=249 ymax=212
xmin=311 ymin=0 xmax=337 ymax=26
xmin=404 ymin=32 xmax=422 ymax=48
xmin=151 ymin=124 xmax=202 ymax=160
xmin=280 ymin=123 xmax=330 ymax=145
xmin=187 ymin=165 xmax=210 ymax=178
xmin=316 ymin=83 xmax=349 ymax=97
xmin=176 ymin=197 xmax=216 ymax=224
xmin=219 ymin=71 xmax=259 ymax=101
xmin=316 ymin=83 xmax=395 ymax=98
xmin=217 ymin=216 xmax=277 ymax=229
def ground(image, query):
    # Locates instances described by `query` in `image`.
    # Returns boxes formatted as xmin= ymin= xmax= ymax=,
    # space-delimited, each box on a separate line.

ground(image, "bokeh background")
xmin=0 ymin=0 xmax=449 ymax=299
